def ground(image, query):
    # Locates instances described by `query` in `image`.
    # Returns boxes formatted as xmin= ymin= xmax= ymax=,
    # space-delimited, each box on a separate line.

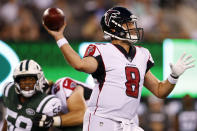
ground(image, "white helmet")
xmin=13 ymin=59 xmax=48 ymax=97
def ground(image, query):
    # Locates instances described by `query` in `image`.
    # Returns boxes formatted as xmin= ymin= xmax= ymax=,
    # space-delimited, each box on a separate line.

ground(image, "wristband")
xmin=57 ymin=38 xmax=68 ymax=48
xmin=53 ymin=116 xmax=61 ymax=126
xmin=168 ymin=74 xmax=178 ymax=84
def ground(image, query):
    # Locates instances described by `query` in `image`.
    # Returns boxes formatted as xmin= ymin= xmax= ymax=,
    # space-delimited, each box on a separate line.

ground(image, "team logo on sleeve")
xmin=84 ymin=44 xmax=96 ymax=57
xmin=26 ymin=108 xmax=35 ymax=116
xmin=70 ymin=82 xmax=77 ymax=89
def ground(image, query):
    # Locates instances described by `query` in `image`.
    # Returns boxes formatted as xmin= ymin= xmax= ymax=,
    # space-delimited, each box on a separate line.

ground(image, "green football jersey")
xmin=2 ymin=82 xmax=61 ymax=131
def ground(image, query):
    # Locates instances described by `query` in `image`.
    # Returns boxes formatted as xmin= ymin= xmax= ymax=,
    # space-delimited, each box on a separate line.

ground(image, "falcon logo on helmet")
xmin=104 ymin=10 xmax=120 ymax=26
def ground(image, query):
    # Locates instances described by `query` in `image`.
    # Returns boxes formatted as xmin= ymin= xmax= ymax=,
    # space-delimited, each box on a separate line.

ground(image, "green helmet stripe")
xmin=25 ymin=60 xmax=30 ymax=70
xmin=20 ymin=62 xmax=23 ymax=71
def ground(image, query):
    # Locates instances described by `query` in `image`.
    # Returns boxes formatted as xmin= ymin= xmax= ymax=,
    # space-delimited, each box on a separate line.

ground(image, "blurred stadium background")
xmin=0 ymin=0 xmax=197 ymax=130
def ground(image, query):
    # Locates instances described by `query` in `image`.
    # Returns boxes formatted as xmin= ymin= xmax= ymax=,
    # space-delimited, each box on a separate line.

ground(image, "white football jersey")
xmin=51 ymin=77 xmax=92 ymax=113
xmin=84 ymin=43 xmax=154 ymax=120
xmin=39 ymin=95 xmax=62 ymax=116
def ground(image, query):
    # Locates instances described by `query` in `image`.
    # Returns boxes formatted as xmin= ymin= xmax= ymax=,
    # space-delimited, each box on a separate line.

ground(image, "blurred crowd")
xmin=1 ymin=94 xmax=197 ymax=131
xmin=139 ymin=95 xmax=197 ymax=131
xmin=0 ymin=0 xmax=197 ymax=42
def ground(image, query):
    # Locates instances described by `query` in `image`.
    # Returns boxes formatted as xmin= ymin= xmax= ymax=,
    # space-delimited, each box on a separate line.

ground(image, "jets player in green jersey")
xmin=2 ymin=59 xmax=62 ymax=131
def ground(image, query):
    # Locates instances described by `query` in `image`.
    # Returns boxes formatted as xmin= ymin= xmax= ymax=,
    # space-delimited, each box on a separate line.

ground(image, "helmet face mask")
xmin=13 ymin=60 xmax=48 ymax=97
xmin=101 ymin=7 xmax=144 ymax=45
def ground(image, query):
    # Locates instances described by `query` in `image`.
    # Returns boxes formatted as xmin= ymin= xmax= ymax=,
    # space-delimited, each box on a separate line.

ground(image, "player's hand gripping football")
xmin=170 ymin=53 xmax=195 ymax=78
xmin=43 ymin=21 xmax=67 ymax=41
xmin=33 ymin=113 xmax=61 ymax=127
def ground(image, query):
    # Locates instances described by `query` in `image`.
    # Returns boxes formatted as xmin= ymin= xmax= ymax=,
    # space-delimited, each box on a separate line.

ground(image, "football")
xmin=42 ymin=8 xmax=65 ymax=31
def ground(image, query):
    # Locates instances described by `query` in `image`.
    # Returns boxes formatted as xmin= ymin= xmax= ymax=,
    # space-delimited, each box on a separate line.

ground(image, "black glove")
xmin=33 ymin=113 xmax=54 ymax=128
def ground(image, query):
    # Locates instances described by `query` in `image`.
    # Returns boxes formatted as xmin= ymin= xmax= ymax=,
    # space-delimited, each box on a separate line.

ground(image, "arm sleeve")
xmin=53 ymin=77 xmax=76 ymax=98
xmin=82 ymin=85 xmax=93 ymax=100
xmin=2 ymin=82 xmax=14 ymax=106
xmin=146 ymin=49 xmax=154 ymax=73
xmin=91 ymin=55 xmax=105 ymax=79
xmin=83 ymin=44 xmax=100 ymax=58
xmin=65 ymin=78 xmax=93 ymax=100
xmin=42 ymin=97 xmax=62 ymax=116
xmin=83 ymin=44 xmax=105 ymax=82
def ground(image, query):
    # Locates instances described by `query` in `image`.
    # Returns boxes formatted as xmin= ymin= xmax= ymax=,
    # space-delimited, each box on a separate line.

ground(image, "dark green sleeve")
xmin=2 ymin=82 xmax=14 ymax=107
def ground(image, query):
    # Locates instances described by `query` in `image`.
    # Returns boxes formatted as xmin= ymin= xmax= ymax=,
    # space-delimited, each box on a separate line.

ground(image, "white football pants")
xmin=83 ymin=111 xmax=144 ymax=131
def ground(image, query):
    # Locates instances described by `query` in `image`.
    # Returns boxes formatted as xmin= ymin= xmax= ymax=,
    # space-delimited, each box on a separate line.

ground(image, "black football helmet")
xmin=100 ymin=7 xmax=143 ymax=44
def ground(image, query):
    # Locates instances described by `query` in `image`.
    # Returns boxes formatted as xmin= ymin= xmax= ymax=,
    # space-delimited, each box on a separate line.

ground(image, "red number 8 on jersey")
xmin=125 ymin=67 xmax=140 ymax=98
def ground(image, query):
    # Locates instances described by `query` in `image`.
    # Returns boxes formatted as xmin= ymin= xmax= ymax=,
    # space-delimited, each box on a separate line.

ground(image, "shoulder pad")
xmin=40 ymin=96 xmax=62 ymax=116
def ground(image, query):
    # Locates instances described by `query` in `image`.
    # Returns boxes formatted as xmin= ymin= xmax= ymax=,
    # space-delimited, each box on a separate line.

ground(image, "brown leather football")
xmin=42 ymin=8 xmax=65 ymax=31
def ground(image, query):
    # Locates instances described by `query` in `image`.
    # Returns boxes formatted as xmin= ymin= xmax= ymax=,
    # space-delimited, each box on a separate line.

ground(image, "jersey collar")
xmin=113 ymin=44 xmax=136 ymax=62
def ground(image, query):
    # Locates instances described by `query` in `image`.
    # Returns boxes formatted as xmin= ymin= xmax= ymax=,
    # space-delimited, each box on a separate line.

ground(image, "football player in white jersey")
xmin=43 ymin=6 xmax=195 ymax=131
xmin=34 ymin=77 xmax=92 ymax=131
xmin=2 ymin=59 xmax=62 ymax=131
